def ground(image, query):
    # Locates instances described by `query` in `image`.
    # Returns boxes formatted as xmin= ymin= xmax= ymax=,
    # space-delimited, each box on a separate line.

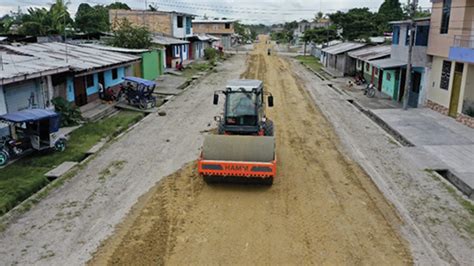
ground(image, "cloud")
xmin=1 ymin=0 xmax=432 ymax=24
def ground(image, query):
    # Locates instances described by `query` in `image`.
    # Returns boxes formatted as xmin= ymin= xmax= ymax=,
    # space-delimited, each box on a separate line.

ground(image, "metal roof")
xmin=1 ymin=42 xmax=140 ymax=73
xmin=370 ymin=58 xmax=406 ymax=69
xmin=389 ymin=17 xmax=431 ymax=24
xmin=151 ymin=35 xmax=189 ymax=46
xmin=78 ymin=43 xmax=152 ymax=54
xmin=321 ymin=42 xmax=366 ymax=55
xmin=0 ymin=52 xmax=70 ymax=85
xmin=348 ymin=45 xmax=391 ymax=61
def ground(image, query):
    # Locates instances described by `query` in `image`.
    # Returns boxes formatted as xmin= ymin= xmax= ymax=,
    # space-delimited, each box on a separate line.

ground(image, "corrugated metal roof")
xmin=321 ymin=42 xmax=366 ymax=55
xmin=151 ymin=35 xmax=190 ymax=45
xmin=0 ymin=52 xmax=69 ymax=85
xmin=1 ymin=42 xmax=140 ymax=72
xmin=78 ymin=43 xmax=151 ymax=53
xmin=348 ymin=45 xmax=391 ymax=61
xmin=315 ymin=40 xmax=342 ymax=49
xmin=370 ymin=58 xmax=406 ymax=69
xmin=389 ymin=17 xmax=431 ymax=24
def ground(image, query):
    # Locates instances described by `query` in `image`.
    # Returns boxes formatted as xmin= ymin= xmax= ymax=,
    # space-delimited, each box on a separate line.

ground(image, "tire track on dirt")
xmin=89 ymin=36 xmax=412 ymax=265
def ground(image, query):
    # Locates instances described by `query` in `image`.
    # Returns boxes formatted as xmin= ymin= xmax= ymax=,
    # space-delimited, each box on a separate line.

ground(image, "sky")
xmin=1 ymin=0 xmax=432 ymax=24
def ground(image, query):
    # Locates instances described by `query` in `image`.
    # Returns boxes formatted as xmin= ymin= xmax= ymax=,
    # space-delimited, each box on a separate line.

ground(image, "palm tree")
xmin=314 ymin=12 xmax=324 ymax=22
xmin=49 ymin=0 xmax=72 ymax=34
xmin=19 ymin=7 xmax=51 ymax=36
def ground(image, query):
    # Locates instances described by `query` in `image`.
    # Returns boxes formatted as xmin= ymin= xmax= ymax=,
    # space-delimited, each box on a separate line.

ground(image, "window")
xmin=112 ymin=68 xmax=118 ymax=80
xmin=177 ymin=16 xmax=183 ymax=28
xmin=366 ymin=63 xmax=370 ymax=71
xmin=415 ymin=25 xmax=429 ymax=46
xmin=374 ymin=68 xmax=379 ymax=76
xmin=387 ymin=72 xmax=391 ymax=81
xmin=225 ymin=23 xmax=230 ymax=29
xmin=85 ymin=75 xmax=94 ymax=88
xmin=440 ymin=60 xmax=452 ymax=90
xmin=440 ymin=0 xmax=451 ymax=34
xmin=392 ymin=26 xmax=400 ymax=45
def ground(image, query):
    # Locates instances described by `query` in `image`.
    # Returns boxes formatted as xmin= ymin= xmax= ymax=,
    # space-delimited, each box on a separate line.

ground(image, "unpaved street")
xmin=91 ymin=37 xmax=412 ymax=265
xmin=0 ymin=55 xmax=246 ymax=265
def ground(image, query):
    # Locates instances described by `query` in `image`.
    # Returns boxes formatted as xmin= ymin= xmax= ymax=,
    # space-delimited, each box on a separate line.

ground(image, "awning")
xmin=370 ymin=58 xmax=406 ymax=69
xmin=123 ymin=76 xmax=156 ymax=87
xmin=0 ymin=109 xmax=58 ymax=123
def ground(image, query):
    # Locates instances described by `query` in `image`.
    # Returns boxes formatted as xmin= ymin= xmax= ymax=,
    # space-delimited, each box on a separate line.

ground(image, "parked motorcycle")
xmin=364 ymin=83 xmax=376 ymax=98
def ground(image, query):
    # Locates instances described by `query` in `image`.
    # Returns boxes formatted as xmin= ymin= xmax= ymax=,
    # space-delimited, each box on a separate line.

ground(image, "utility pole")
xmin=403 ymin=0 xmax=417 ymax=110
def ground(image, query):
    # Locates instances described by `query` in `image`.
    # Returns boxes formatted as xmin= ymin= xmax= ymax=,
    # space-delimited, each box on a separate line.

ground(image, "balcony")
xmin=449 ymin=35 xmax=474 ymax=63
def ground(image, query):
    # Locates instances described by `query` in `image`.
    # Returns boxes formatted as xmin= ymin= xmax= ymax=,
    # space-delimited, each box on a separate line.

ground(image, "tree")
xmin=329 ymin=8 xmax=377 ymax=41
xmin=107 ymin=2 xmax=131 ymax=10
xmin=19 ymin=0 xmax=73 ymax=36
xmin=376 ymin=0 xmax=404 ymax=33
xmin=108 ymin=19 xmax=152 ymax=49
xmin=19 ymin=7 xmax=51 ymax=36
xmin=301 ymin=26 xmax=337 ymax=45
xmin=49 ymin=0 xmax=73 ymax=34
xmin=314 ymin=12 xmax=324 ymax=22
xmin=75 ymin=3 xmax=109 ymax=33
xmin=0 ymin=15 xmax=14 ymax=34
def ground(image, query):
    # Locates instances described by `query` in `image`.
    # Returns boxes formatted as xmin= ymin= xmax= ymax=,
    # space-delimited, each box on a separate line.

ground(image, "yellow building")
xmin=426 ymin=0 xmax=474 ymax=127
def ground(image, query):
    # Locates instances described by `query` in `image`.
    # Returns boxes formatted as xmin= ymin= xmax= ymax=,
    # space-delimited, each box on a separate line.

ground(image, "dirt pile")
xmin=90 ymin=36 xmax=412 ymax=265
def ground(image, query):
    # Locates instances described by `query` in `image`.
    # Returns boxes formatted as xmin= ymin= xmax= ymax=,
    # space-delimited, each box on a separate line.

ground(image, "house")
xmin=187 ymin=34 xmax=217 ymax=60
xmin=109 ymin=9 xmax=196 ymax=69
xmin=192 ymin=19 xmax=235 ymax=49
xmin=109 ymin=9 xmax=194 ymax=39
xmin=79 ymin=44 xmax=165 ymax=81
xmin=294 ymin=19 xmax=332 ymax=45
xmin=348 ymin=45 xmax=391 ymax=89
xmin=310 ymin=40 xmax=342 ymax=59
xmin=320 ymin=42 xmax=367 ymax=76
xmin=1 ymin=42 xmax=140 ymax=107
xmin=0 ymin=52 xmax=70 ymax=135
xmin=151 ymin=35 xmax=190 ymax=69
xmin=425 ymin=0 xmax=474 ymax=126
xmin=370 ymin=18 xmax=431 ymax=107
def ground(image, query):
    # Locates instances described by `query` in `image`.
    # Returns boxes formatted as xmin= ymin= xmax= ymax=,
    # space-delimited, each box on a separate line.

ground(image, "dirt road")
xmin=91 ymin=37 xmax=412 ymax=265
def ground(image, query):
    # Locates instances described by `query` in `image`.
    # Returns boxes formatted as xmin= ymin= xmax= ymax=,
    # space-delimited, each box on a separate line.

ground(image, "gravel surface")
xmin=90 ymin=37 xmax=412 ymax=265
xmin=0 ymin=55 xmax=246 ymax=265
xmin=291 ymin=57 xmax=474 ymax=265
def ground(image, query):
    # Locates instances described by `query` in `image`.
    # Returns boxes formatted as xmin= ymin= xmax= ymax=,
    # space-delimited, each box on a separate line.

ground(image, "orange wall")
xmin=427 ymin=0 xmax=473 ymax=57
xmin=193 ymin=22 xmax=235 ymax=34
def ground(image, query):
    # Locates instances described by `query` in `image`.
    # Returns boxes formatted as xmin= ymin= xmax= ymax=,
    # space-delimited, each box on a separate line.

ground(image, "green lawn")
xmin=295 ymin=55 xmax=323 ymax=72
xmin=0 ymin=111 xmax=144 ymax=215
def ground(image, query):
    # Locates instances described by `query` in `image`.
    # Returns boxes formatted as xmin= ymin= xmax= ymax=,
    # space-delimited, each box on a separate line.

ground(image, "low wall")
xmin=426 ymin=100 xmax=474 ymax=128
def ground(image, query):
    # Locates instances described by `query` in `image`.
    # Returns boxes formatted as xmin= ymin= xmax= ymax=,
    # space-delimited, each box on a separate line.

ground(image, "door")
xmin=408 ymin=71 xmax=422 ymax=108
xmin=398 ymin=69 xmax=407 ymax=102
xmin=449 ymin=63 xmax=464 ymax=117
xmin=378 ymin=69 xmax=383 ymax=91
xmin=73 ymin=77 xmax=87 ymax=106
xmin=98 ymin=72 xmax=105 ymax=88
xmin=4 ymin=80 xmax=39 ymax=112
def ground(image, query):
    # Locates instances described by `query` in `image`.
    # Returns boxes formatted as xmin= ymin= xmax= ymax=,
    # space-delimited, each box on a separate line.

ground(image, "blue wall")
xmin=104 ymin=67 xmax=125 ymax=88
xmin=449 ymin=47 xmax=474 ymax=64
xmin=86 ymin=73 xmax=99 ymax=96
xmin=67 ymin=76 xmax=75 ymax=102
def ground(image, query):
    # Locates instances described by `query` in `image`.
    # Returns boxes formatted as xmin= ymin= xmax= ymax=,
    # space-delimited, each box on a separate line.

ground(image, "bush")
xmin=204 ymin=48 xmax=217 ymax=61
xmin=51 ymin=97 xmax=83 ymax=127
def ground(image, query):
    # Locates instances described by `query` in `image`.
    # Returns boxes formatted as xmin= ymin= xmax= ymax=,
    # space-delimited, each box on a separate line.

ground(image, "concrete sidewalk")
xmin=372 ymin=108 xmax=474 ymax=199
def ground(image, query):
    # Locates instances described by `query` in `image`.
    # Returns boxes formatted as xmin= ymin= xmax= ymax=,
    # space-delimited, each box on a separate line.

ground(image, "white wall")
xmin=427 ymin=56 xmax=452 ymax=108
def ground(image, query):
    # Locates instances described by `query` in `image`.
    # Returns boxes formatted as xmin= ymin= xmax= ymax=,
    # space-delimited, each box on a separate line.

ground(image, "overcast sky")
xmin=1 ymin=0 xmax=432 ymax=24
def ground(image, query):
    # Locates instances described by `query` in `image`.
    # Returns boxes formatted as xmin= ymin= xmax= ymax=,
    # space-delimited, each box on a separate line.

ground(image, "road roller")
xmin=198 ymin=80 xmax=276 ymax=185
